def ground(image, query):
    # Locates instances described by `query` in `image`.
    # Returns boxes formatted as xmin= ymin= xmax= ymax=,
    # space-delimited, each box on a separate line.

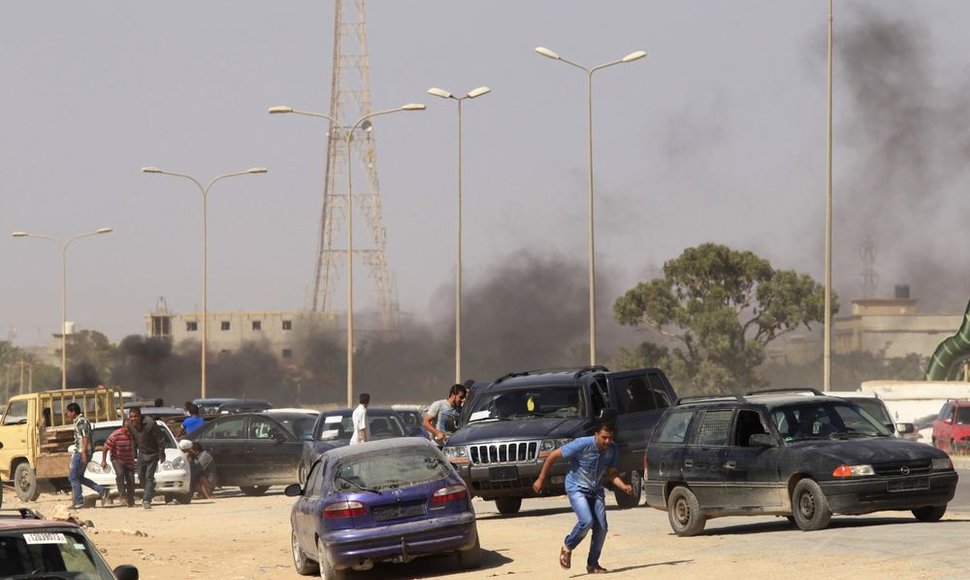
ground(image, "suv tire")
xmin=614 ymin=470 xmax=642 ymax=509
xmin=791 ymin=479 xmax=832 ymax=531
xmin=14 ymin=462 xmax=40 ymax=502
xmin=912 ymin=504 xmax=947 ymax=522
xmin=667 ymin=486 xmax=706 ymax=536
xmin=495 ymin=496 xmax=522 ymax=515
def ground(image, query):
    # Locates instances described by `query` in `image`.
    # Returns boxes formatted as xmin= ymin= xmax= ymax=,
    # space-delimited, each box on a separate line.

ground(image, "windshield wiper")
xmin=337 ymin=476 xmax=382 ymax=495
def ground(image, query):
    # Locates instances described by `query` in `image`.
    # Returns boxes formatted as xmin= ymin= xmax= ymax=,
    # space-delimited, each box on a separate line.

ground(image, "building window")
xmin=221 ymin=321 xmax=231 ymax=331
xmin=282 ymin=348 xmax=293 ymax=359
xmin=282 ymin=320 xmax=293 ymax=331
xmin=186 ymin=321 xmax=198 ymax=332
xmin=252 ymin=320 xmax=262 ymax=331
xmin=151 ymin=315 xmax=171 ymax=337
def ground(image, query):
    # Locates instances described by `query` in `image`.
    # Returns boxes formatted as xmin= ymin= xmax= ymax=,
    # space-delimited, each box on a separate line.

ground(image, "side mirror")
xmin=284 ymin=483 xmax=304 ymax=497
xmin=944 ymin=418 xmax=953 ymax=424
xmin=114 ymin=565 xmax=139 ymax=580
xmin=748 ymin=434 xmax=777 ymax=447
xmin=895 ymin=422 xmax=915 ymax=435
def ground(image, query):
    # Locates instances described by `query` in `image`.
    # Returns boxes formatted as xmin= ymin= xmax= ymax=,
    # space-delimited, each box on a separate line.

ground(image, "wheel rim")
xmin=674 ymin=496 xmax=690 ymax=526
xmin=292 ymin=530 xmax=302 ymax=566
xmin=798 ymin=490 xmax=815 ymax=519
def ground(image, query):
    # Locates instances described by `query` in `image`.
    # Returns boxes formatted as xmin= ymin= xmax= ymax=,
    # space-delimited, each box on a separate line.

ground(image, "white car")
xmin=84 ymin=420 xmax=192 ymax=505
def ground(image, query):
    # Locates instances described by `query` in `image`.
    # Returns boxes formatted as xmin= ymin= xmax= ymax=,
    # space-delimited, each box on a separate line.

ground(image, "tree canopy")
xmin=613 ymin=243 xmax=835 ymax=394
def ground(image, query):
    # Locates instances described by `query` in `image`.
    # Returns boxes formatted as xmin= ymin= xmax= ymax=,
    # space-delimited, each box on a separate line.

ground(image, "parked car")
xmin=443 ymin=366 xmax=677 ymax=514
xmin=0 ymin=507 xmax=139 ymax=579
xmin=193 ymin=398 xmax=239 ymax=416
xmin=644 ymin=391 xmax=959 ymax=535
xmin=186 ymin=411 xmax=310 ymax=495
xmin=298 ymin=408 xmax=409 ymax=485
xmin=86 ymin=419 xmax=192 ymax=505
xmin=932 ymin=399 xmax=970 ymax=453
xmin=391 ymin=404 xmax=430 ymax=438
xmin=218 ymin=399 xmax=273 ymax=414
xmin=287 ymin=438 xmax=480 ymax=579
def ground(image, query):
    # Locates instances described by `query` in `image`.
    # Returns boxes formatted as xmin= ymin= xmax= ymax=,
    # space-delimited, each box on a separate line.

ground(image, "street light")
xmin=270 ymin=102 xmax=425 ymax=406
xmin=12 ymin=227 xmax=113 ymax=389
xmin=427 ymin=85 xmax=491 ymax=384
xmin=823 ymin=0 xmax=834 ymax=392
xmin=141 ymin=166 xmax=267 ymax=399
xmin=536 ymin=46 xmax=646 ymax=365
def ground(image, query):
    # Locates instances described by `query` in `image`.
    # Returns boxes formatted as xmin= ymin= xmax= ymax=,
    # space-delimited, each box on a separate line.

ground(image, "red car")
xmin=932 ymin=400 xmax=970 ymax=454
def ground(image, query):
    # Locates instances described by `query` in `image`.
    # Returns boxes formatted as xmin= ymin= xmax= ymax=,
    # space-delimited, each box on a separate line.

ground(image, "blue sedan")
xmin=287 ymin=438 xmax=481 ymax=579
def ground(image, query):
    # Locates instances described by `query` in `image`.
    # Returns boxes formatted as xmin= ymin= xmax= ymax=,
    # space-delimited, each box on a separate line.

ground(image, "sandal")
xmin=559 ymin=546 xmax=572 ymax=569
xmin=587 ymin=565 xmax=608 ymax=574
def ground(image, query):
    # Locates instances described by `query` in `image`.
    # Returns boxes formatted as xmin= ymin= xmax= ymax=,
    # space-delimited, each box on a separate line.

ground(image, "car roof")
xmin=318 ymin=407 xmax=403 ymax=416
xmin=0 ymin=512 xmax=81 ymax=532
xmin=320 ymin=437 xmax=437 ymax=461
xmin=675 ymin=392 xmax=849 ymax=410
xmin=264 ymin=408 xmax=319 ymax=414
xmin=486 ymin=367 xmax=609 ymax=390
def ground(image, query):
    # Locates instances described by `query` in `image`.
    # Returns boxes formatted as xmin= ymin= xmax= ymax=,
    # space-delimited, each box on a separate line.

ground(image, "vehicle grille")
xmin=468 ymin=441 xmax=538 ymax=465
xmin=872 ymin=459 xmax=931 ymax=477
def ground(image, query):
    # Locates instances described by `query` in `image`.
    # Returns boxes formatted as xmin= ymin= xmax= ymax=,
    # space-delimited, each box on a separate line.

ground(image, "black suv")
xmin=644 ymin=391 xmax=959 ymax=535
xmin=442 ymin=366 xmax=677 ymax=515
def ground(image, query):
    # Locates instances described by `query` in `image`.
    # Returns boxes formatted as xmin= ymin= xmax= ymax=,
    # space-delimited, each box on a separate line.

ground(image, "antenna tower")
xmin=312 ymin=0 xmax=398 ymax=329
xmin=859 ymin=234 xmax=879 ymax=298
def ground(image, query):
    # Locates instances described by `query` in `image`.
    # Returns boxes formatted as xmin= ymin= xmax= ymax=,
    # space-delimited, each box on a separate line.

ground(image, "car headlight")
xmin=540 ymin=438 xmax=572 ymax=452
xmin=443 ymin=446 xmax=467 ymax=458
xmin=170 ymin=456 xmax=186 ymax=470
xmin=931 ymin=457 xmax=953 ymax=471
xmin=832 ymin=464 xmax=874 ymax=477
xmin=86 ymin=462 xmax=112 ymax=475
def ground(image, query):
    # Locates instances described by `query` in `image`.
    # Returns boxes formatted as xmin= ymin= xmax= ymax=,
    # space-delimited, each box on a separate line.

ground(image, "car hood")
xmin=446 ymin=417 xmax=587 ymax=446
xmin=789 ymin=436 xmax=949 ymax=465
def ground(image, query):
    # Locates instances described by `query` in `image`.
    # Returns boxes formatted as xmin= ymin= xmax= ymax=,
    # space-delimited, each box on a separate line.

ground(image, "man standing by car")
xmin=101 ymin=420 xmax=137 ymax=507
xmin=65 ymin=403 xmax=109 ymax=510
xmin=177 ymin=402 xmax=204 ymax=437
xmin=532 ymin=421 xmax=632 ymax=574
xmin=127 ymin=407 xmax=166 ymax=509
xmin=350 ymin=393 xmax=370 ymax=445
xmin=423 ymin=384 xmax=467 ymax=445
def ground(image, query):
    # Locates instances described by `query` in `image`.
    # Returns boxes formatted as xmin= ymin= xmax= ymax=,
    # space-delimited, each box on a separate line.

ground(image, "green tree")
xmin=613 ymin=243 xmax=834 ymax=394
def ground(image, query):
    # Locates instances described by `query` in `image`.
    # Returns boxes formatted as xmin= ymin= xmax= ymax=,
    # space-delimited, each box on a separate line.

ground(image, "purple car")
xmin=287 ymin=438 xmax=481 ymax=579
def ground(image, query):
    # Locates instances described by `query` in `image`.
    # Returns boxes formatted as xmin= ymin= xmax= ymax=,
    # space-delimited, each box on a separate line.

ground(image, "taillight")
xmin=323 ymin=500 xmax=366 ymax=518
xmin=431 ymin=485 xmax=468 ymax=504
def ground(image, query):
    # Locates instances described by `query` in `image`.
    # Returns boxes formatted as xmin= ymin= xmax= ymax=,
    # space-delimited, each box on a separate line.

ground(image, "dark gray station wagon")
xmin=644 ymin=391 xmax=959 ymax=535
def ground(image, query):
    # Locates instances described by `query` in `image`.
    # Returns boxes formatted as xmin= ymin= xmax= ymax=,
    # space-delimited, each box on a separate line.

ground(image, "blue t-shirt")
xmin=181 ymin=416 xmax=205 ymax=435
xmin=560 ymin=436 xmax=619 ymax=494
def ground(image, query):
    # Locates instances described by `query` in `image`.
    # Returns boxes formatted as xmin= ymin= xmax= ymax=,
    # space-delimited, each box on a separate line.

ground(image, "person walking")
xmin=65 ymin=403 xmax=109 ymax=510
xmin=101 ymin=420 xmax=137 ymax=507
xmin=532 ymin=421 xmax=632 ymax=574
xmin=422 ymin=383 xmax=467 ymax=445
xmin=349 ymin=393 xmax=370 ymax=445
xmin=127 ymin=407 xmax=166 ymax=509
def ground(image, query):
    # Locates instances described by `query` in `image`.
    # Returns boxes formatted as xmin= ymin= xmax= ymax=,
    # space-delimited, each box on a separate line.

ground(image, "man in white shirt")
xmin=350 ymin=392 xmax=370 ymax=445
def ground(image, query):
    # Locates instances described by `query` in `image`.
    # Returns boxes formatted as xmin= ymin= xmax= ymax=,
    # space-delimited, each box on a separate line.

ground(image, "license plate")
xmin=488 ymin=466 xmax=518 ymax=482
xmin=887 ymin=477 xmax=930 ymax=493
xmin=373 ymin=502 xmax=426 ymax=522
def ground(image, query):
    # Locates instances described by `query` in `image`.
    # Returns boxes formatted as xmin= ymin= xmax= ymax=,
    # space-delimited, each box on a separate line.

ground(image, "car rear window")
xmin=334 ymin=450 xmax=452 ymax=490
xmin=316 ymin=414 xmax=406 ymax=441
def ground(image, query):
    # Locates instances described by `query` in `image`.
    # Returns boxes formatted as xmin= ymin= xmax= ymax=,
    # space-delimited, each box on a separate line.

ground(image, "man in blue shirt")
xmin=533 ymin=422 xmax=632 ymax=574
xmin=177 ymin=402 xmax=205 ymax=437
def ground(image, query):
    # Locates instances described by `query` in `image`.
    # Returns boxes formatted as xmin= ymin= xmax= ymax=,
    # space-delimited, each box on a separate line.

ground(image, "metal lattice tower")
xmin=312 ymin=0 xmax=398 ymax=329
xmin=858 ymin=234 xmax=879 ymax=298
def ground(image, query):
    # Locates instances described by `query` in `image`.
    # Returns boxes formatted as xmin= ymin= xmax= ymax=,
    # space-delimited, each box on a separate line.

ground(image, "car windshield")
xmin=333 ymin=449 xmax=452 ymax=490
xmin=465 ymin=386 xmax=584 ymax=422
xmin=315 ymin=413 xmax=406 ymax=441
xmin=955 ymin=407 xmax=970 ymax=424
xmin=773 ymin=402 xmax=892 ymax=441
xmin=848 ymin=398 xmax=892 ymax=426
xmin=0 ymin=529 xmax=115 ymax=579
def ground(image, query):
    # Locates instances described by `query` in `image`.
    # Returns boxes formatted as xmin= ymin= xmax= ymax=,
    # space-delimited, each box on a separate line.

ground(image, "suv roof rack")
xmin=676 ymin=394 xmax=745 ymax=405
xmin=0 ymin=508 xmax=43 ymax=520
xmin=493 ymin=366 xmax=609 ymax=384
xmin=746 ymin=387 xmax=825 ymax=397
xmin=573 ymin=365 xmax=609 ymax=378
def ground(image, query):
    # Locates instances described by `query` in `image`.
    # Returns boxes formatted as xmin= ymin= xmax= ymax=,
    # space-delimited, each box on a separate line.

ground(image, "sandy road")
xmin=4 ymin=489 xmax=965 ymax=579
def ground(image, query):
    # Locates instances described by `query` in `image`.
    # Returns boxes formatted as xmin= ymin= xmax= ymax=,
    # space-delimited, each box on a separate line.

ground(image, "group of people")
xmin=345 ymin=382 xmax=470 ymax=446
xmin=66 ymin=400 xmax=215 ymax=509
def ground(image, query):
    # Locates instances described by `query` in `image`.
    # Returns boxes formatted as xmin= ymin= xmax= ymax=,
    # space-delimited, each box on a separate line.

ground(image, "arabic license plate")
xmin=887 ymin=477 xmax=930 ymax=493
xmin=23 ymin=532 xmax=67 ymax=545
xmin=373 ymin=502 xmax=426 ymax=522
xmin=488 ymin=466 xmax=518 ymax=482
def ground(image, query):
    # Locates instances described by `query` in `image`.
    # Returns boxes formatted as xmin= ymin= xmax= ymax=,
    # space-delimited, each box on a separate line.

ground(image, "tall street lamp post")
xmin=12 ymin=227 xmax=114 ymax=390
xmin=141 ymin=167 xmax=268 ymax=399
xmin=269 ymin=103 xmax=425 ymax=406
xmin=823 ymin=0 xmax=834 ymax=392
xmin=426 ymin=86 xmax=491 ymax=385
xmin=535 ymin=46 xmax=646 ymax=366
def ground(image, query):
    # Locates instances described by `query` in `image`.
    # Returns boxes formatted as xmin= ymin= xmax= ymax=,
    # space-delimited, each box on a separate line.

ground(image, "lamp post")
xmin=426 ymin=86 xmax=491 ymax=384
xmin=12 ymin=227 xmax=113 ymax=390
xmin=270 ymin=103 xmax=425 ymax=406
xmin=535 ymin=46 xmax=646 ymax=366
xmin=823 ymin=0 xmax=834 ymax=392
xmin=141 ymin=166 xmax=267 ymax=399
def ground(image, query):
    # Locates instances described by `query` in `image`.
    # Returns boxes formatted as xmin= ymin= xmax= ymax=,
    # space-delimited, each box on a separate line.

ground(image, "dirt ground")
xmin=1 ymin=487 xmax=948 ymax=579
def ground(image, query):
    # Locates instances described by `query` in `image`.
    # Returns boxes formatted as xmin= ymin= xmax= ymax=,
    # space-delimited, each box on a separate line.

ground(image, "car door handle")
xmin=684 ymin=459 xmax=693 ymax=467
xmin=724 ymin=461 xmax=736 ymax=470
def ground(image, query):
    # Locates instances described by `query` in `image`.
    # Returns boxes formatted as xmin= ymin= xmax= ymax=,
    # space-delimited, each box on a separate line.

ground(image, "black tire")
xmin=239 ymin=485 xmax=270 ymax=496
xmin=164 ymin=493 xmax=193 ymax=505
xmin=667 ymin=486 xmax=706 ymax=536
xmin=912 ymin=504 xmax=947 ymax=522
xmin=14 ymin=462 xmax=40 ymax=502
xmin=614 ymin=470 xmax=643 ymax=509
xmin=791 ymin=479 xmax=832 ymax=531
xmin=317 ymin=536 xmax=345 ymax=580
xmin=495 ymin=496 xmax=522 ymax=515
xmin=292 ymin=528 xmax=319 ymax=575
xmin=456 ymin=532 xmax=482 ymax=569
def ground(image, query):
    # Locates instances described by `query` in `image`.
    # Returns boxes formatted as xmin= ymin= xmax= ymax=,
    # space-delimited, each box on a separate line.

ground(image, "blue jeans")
xmin=137 ymin=454 xmax=160 ymax=505
xmin=69 ymin=453 xmax=105 ymax=506
xmin=564 ymin=489 xmax=608 ymax=568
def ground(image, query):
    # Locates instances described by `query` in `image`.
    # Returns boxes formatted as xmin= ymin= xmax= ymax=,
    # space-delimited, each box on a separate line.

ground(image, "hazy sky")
xmin=3 ymin=1 xmax=970 ymax=347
